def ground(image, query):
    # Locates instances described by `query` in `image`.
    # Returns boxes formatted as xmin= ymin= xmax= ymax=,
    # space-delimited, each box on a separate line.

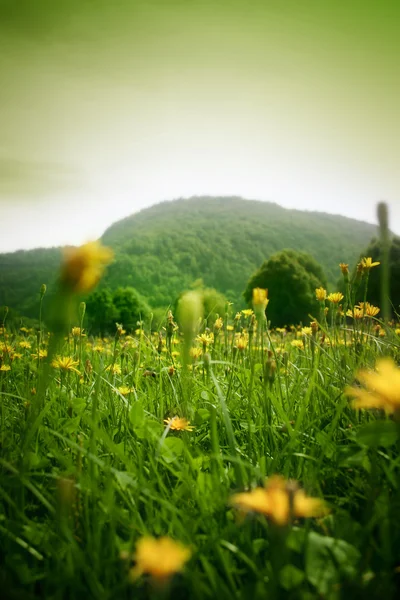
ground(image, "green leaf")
xmin=70 ymin=397 xmax=87 ymax=415
xmin=338 ymin=448 xmax=371 ymax=472
xmin=316 ymin=431 xmax=336 ymax=459
xmin=280 ymin=564 xmax=305 ymax=590
xmin=240 ymin=421 xmax=256 ymax=433
xmin=160 ymin=437 xmax=184 ymax=464
xmin=287 ymin=527 xmax=307 ymax=553
xmin=129 ymin=402 xmax=145 ymax=428
xmin=356 ymin=420 xmax=399 ymax=448
xmin=195 ymin=408 xmax=211 ymax=424
xmin=306 ymin=531 xmax=360 ymax=597
xmin=114 ymin=471 xmax=136 ymax=491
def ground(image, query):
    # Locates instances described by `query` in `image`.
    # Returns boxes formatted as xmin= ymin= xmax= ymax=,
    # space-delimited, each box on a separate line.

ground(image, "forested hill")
xmin=100 ymin=197 xmax=377 ymax=306
xmin=0 ymin=196 xmax=377 ymax=318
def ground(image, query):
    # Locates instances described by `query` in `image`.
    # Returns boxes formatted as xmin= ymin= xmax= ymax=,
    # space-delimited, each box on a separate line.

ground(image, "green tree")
xmin=356 ymin=236 xmax=400 ymax=314
xmin=86 ymin=288 xmax=118 ymax=336
xmin=112 ymin=287 xmax=151 ymax=331
xmin=243 ymin=249 xmax=327 ymax=326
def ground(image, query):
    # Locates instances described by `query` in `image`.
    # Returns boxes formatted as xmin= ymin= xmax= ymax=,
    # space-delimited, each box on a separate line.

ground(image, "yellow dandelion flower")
xmin=357 ymin=302 xmax=380 ymax=317
xmin=361 ymin=257 xmax=380 ymax=270
xmin=236 ymin=334 xmax=248 ymax=351
xmin=301 ymin=327 xmax=312 ymax=336
xmin=345 ymin=358 xmax=400 ymax=414
xmin=346 ymin=307 xmax=364 ymax=320
xmin=20 ymin=327 xmax=30 ymax=333
xmin=339 ymin=263 xmax=349 ymax=274
xmin=92 ymin=345 xmax=104 ymax=353
xmin=164 ymin=416 xmax=194 ymax=431
xmin=60 ymin=241 xmax=114 ymax=293
xmin=315 ymin=287 xmax=327 ymax=301
xmin=51 ymin=356 xmax=80 ymax=373
xmin=32 ymin=349 xmax=48 ymax=360
xmin=19 ymin=341 xmax=31 ymax=349
xmin=196 ymin=333 xmax=214 ymax=346
xmin=0 ymin=342 xmax=13 ymax=354
xmin=189 ymin=347 xmax=202 ymax=360
xmin=106 ymin=364 xmax=122 ymax=375
xmin=291 ymin=340 xmax=304 ymax=350
xmin=71 ymin=327 xmax=84 ymax=337
xmin=327 ymin=292 xmax=344 ymax=304
xmin=0 ymin=364 xmax=11 ymax=371
xmin=226 ymin=325 xmax=234 ymax=332
xmin=117 ymin=385 xmax=134 ymax=396
xmin=171 ymin=351 xmax=180 ymax=358
xmin=241 ymin=309 xmax=254 ymax=317
xmin=214 ymin=317 xmax=223 ymax=330
xmin=130 ymin=536 xmax=191 ymax=582
xmin=231 ymin=475 xmax=328 ymax=525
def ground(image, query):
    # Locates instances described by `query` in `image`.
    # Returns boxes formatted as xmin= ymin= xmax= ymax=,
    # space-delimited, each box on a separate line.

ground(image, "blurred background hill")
xmin=0 ymin=196 xmax=377 ymax=322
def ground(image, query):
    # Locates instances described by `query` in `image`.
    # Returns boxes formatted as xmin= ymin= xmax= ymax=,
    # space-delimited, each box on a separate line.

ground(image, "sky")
xmin=0 ymin=0 xmax=399 ymax=252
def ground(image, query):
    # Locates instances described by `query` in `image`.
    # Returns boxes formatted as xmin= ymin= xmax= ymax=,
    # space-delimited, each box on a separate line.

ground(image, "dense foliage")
xmin=1 ymin=269 xmax=400 ymax=599
xmin=86 ymin=287 xmax=151 ymax=336
xmin=244 ymin=249 xmax=327 ymax=326
xmin=0 ymin=197 xmax=377 ymax=322
xmin=356 ymin=236 xmax=400 ymax=315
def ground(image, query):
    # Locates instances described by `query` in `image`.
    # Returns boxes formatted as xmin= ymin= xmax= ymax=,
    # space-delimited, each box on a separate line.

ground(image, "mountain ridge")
xmin=0 ymin=196 xmax=378 ymax=318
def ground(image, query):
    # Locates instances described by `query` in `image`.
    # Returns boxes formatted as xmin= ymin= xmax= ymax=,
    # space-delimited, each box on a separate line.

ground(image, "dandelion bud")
xmin=157 ymin=333 xmax=163 ymax=354
xmin=166 ymin=310 xmax=176 ymax=340
xmin=252 ymin=288 xmax=269 ymax=318
xmin=177 ymin=290 xmax=203 ymax=343
xmin=40 ymin=283 xmax=47 ymax=298
xmin=225 ymin=301 xmax=233 ymax=315
xmin=79 ymin=301 xmax=86 ymax=320
xmin=264 ymin=358 xmax=276 ymax=385
xmin=115 ymin=322 xmax=124 ymax=337
xmin=203 ymin=352 xmax=211 ymax=373
xmin=56 ymin=477 xmax=75 ymax=518
xmin=377 ymin=202 xmax=389 ymax=233
xmin=339 ymin=263 xmax=349 ymax=284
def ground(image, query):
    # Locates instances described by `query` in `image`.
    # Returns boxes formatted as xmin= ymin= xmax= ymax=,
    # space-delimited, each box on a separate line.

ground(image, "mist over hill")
xmin=0 ymin=197 xmax=377 ymax=319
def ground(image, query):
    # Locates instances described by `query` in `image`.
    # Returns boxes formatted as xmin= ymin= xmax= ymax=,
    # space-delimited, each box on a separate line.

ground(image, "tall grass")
xmin=0 ymin=258 xmax=400 ymax=599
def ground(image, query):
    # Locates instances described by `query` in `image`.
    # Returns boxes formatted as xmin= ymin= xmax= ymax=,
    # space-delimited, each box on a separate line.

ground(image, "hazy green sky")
xmin=0 ymin=0 xmax=399 ymax=251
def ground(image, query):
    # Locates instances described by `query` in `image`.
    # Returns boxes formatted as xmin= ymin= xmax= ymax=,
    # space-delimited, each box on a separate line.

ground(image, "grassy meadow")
xmin=1 ymin=245 xmax=400 ymax=599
